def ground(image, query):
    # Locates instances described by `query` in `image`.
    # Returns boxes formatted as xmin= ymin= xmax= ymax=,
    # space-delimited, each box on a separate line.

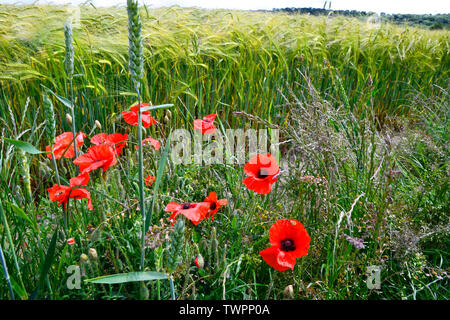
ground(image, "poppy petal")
xmin=203 ymin=113 xmax=217 ymax=123
xmin=164 ymin=202 xmax=182 ymax=212
xmin=242 ymin=176 xmax=272 ymax=194
xmin=91 ymin=133 xmax=108 ymax=145
xmin=69 ymin=172 xmax=90 ymax=187
xmin=218 ymin=199 xmax=228 ymax=206
xmin=193 ymin=119 xmax=204 ymax=131
xmin=276 ymin=251 xmax=297 ymax=270
xmin=259 ymin=246 xmax=290 ymax=271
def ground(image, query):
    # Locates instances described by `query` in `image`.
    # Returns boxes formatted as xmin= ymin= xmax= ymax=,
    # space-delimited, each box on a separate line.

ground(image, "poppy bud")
xmin=80 ymin=253 xmax=89 ymax=264
xmin=67 ymin=238 xmax=75 ymax=246
xmin=66 ymin=113 xmax=72 ymax=126
xmin=194 ymin=254 xmax=204 ymax=269
xmin=95 ymin=120 xmax=102 ymax=130
xmin=163 ymin=115 xmax=170 ymax=124
xmin=283 ymin=285 xmax=294 ymax=299
xmin=88 ymin=248 xmax=98 ymax=262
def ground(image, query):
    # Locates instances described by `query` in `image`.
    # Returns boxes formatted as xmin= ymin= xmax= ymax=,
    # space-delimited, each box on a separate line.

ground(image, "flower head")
xmin=73 ymin=144 xmax=117 ymax=174
xmin=164 ymin=201 xmax=210 ymax=226
xmin=122 ymin=103 xmax=156 ymax=128
xmin=69 ymin=172 xmax=90 ymax=187
xmin=242 ymin=153 xmax=279 ymax=194
xmin=47 ymin=184 xmax=93 ymax=211
xmin=46 ymin=132 xmax=85 ymax=159
xmin=91 ymin=133 xmax=128 ymax=155
xmin=193 ymin=113 xmax=217 ymax=134
xmin=145 ymin=175 xmax=156 ymax=186
xmin=135 ymin=136 xmax=160 ymax=150
xmin=203 ymin=192 xmax=228 ymax=221
xmin=259 ymin=219 xmax=310 ymax=271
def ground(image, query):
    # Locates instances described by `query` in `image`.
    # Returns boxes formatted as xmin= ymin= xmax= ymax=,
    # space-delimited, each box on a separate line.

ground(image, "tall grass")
xmin=0 ymin=5 xmax=448 ymax=138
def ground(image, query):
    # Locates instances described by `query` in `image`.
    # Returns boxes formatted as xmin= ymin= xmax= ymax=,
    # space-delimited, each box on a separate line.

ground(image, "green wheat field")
xmin=0 ymin=2 xmax=448 ymax=300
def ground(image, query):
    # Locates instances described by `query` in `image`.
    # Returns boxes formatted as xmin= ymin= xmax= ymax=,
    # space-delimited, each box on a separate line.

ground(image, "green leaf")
xmin=2 ymin=138 xmax=44 ymax=154
xmin=10 ymin=276 xmax=28 ymax=300
xmin=41 ymin=85 xmax=73 ymax=109
xmin=8 ymin=201 xmax=38 ymax=232
xmin=85 ymin=271 xmax=169 ymax=284
xmin=29 ymin=228 xmax=59 ymax=300
xmin=140 ymin=104 xmax=173 ymax=112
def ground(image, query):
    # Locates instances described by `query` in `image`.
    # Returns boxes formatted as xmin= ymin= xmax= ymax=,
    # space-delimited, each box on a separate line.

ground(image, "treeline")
xmin=271 ymin=7 xmax=449 ymax=29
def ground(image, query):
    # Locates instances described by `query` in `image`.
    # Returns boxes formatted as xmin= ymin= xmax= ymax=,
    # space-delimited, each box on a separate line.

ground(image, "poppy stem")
xmin=62 ymin=205 xmax=68 ymax=237
xmin=50 ymin=146 xmax=61 ymax=185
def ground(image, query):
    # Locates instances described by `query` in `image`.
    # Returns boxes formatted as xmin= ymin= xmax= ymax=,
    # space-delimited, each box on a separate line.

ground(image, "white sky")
xmin=1 ymin=0 xmax=449 ymax=14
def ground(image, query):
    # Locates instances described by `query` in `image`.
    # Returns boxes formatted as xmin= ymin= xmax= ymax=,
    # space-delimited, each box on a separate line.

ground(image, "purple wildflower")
xmin=345 ymin=234 xmax=365 ymax=250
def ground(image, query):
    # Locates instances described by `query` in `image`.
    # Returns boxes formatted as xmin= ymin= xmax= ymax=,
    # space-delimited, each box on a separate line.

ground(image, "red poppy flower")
xmin=47 ymin=184 xmax=93 ymax=211
xmin=242 ymin=153 xmax=280 ymax=194
xmin=145 ymin=175 xmax=156 ymax=186
xmin=69 ymin=172 xmax=90 ymax=187
xmin=135 ymin=136 xmax=161 ymax=150
xmin=46 ymin=132 xmax=86 ymax=159
xmin=203 ymin=192 xmax=228 ymax=221
xmin=259 ymin=219 xmax=310 ymax=271
xmin=73 ymin=144 xmax=117 ymax=174
xmin=91 ymin=133 xmax=128 ymax=155
xmin=122 ymin=103 xmax=156 ymax=128
xmin=164 ymin=201 xmax=210 ymax=226
xmin=193 ymin=113 xmax=217 ymax=134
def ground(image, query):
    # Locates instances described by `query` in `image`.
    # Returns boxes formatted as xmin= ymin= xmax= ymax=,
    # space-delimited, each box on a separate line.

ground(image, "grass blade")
xmin=85 ymin=271 xmax=169 ymax=284
xmin=29 ymin=228 xmax=59 ymax=300
xmin=140 ymin=104 xmax=174 ymax=112
xmin=2 ymin=138 xmax=44 ymax=155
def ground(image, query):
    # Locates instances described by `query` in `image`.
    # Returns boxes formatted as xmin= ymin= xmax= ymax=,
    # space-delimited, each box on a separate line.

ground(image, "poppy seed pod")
xmin=88 ymin=248 xmax=98 ymax=262
xmin=163 ymin=115 xmax=170 ymax=124
xmin=283 ymin=285 xmax=294 ymax=299
xmin=80 ymin=253 xmax=89 ymax=264
xmin=66 ymin=113 xmax=73 ymax=126
xmin=95 ymin=120 xmax=102 ymax=130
